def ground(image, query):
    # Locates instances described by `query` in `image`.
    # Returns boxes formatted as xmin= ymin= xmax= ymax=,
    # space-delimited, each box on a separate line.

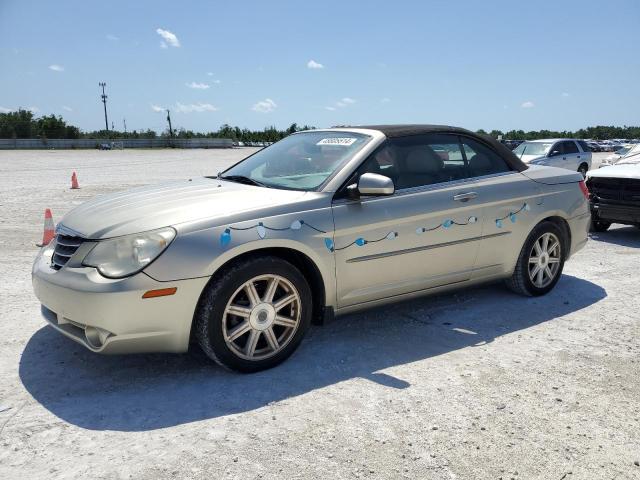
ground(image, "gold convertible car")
xmin=32 ymin=125 xmax=591 ymax=372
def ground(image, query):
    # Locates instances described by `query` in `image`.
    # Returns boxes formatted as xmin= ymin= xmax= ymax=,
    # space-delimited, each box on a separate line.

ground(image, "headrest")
xmin=468 ymin=153 xmax=493 ymax=175
xmin=404 ymin=148 xmax=443 ymax=174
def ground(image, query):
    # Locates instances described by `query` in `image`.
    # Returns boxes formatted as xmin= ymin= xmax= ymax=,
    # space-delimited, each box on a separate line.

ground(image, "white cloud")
xmin=151 ymin=104 xmax=165 ymax=112
xmin=561 ymin=92 xmax=570 ymax=97
xmin=49 ymin=64 xmax=64 ymax=72
xmin=0 ymin=106 xmax=12 ymax=113
xmin=156 ymin=28 xmax=180 ymax=48
xmin=252 ymin=98 xmax=277 ymax=113
xmin=307 ymin=60 xmax=324 ymax=69
xmin=381 ymin=97 xmax=391 ymax=103
xmin=336 ymin=97 xmax=356 ymax=108
xmin=27 ymin=106 xmax=39 ymax=113
xmin=186 ymin=81 xmax=210 ymax=90
xmin=175 ymin=102 xmax=217 ymax=113
xmin=62 ymin=105 xmax=73 ymax=112
xmin=204 ymin=74 xmax=222 ymax=84
xmin=521 ymin=101 xmax=535 ymax=108
xmin=326 ymin=97 xmax=356 ymax=111
xmin=106 ymin=34 xmax=119 ymax=41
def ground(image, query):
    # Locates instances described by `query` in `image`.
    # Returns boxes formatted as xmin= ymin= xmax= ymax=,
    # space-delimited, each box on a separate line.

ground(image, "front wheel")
xmin=194 ymin=256 xmax=312 ymax=373
xmin=578 ymin=163 xmax=589 ymax=177
xmin=506 ymin=221 xmax=566 ymax=296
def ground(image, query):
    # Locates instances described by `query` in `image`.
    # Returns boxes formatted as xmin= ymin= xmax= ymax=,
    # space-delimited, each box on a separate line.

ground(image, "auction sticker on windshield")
xmin=316 ymin=137 xmax=357 ymax=146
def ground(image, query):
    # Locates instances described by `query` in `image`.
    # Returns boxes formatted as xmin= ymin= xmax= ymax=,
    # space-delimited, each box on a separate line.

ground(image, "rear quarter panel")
xmin=476 ymin=168 xmax=588 ymax=280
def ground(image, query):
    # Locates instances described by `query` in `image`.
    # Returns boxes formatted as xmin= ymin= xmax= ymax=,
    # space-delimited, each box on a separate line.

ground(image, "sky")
xmin=1 ymin=0 xmax=639 ymax=134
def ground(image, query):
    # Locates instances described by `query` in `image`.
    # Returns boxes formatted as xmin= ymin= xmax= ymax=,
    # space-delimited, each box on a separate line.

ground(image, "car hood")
xmin=587 ymin=163 xmax=640 ymax=180
xmin=519 ymin=154 xmax=545 ymax=164
xmin=59 ymin=178 xmax=311 ymax=239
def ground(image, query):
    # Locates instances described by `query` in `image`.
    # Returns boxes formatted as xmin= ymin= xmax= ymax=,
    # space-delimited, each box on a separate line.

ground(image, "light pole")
xmin=99 ymin=82 xmax=109 ymax=131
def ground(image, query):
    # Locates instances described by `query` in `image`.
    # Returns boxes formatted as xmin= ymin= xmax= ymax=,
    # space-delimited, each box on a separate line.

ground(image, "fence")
xmin=0 ymin=137 xmax=234 ymax=149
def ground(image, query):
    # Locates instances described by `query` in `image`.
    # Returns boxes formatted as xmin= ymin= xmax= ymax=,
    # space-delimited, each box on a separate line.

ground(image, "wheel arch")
xmin=193 ymin=246 xmax=329 ymax=338
xmin=506 ymin=213 xmax=572 ymax=277
xmin=539 ymin=215 xmax=572 ymax=255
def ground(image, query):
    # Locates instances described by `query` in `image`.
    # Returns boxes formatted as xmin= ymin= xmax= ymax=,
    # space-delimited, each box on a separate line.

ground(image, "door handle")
xmin=453 ymin=192 xmax=478 ymax=202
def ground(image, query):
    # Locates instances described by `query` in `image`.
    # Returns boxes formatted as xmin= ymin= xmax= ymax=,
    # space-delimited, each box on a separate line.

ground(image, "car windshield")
xmin=617 ymin=144 xmax=640 ymax=164
xmin=513 ymin=142 xmax=553 ymax=156
xmin=615 ymin=146 xmax=631 ymax=156
xmin=220 ymin=131 xmax=371 ymax=191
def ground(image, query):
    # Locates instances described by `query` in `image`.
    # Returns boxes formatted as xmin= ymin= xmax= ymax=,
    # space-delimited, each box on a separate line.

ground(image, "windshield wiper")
xmin=218 ymin=175 xmax=269 ymax=188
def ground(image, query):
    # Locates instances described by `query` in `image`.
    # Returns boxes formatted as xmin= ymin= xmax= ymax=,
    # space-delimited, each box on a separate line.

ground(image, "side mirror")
xmin=357 ymin=173 xmax=395 ymax=196
xmin=549 ymin=150 xmax=561 ymax=157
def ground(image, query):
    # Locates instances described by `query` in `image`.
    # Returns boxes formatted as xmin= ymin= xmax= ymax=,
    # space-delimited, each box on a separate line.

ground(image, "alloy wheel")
xmin=528 ymin=232 xmax=562 ymax=288
xmin=222 ymin=274 xmax=301 ymax=361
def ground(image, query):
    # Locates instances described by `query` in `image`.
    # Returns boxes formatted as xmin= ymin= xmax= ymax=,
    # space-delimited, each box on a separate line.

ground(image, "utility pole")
xmin=123 ymin=118 xmax=127 ymax=133
xmin=166 ymin=109 xmax=173 ymax=138
xmin=99 ymin=82 xmax=109 ymax=131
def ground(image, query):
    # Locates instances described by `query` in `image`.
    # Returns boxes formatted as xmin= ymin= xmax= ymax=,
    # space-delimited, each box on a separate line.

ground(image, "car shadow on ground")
xmin=19 ymin=274 xmax=606 ymax=432
xmin=589 ymin=225 xmax=640 ymax=248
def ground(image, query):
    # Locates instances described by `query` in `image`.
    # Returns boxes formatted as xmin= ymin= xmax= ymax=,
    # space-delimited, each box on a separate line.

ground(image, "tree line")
xmin=1 ymin=108 xmax=639 ymax=142
xmin=476 ymin=126 xmax=640 ymax=140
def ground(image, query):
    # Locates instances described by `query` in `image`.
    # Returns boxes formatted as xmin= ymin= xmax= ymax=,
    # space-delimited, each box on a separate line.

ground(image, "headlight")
xmin=83 ymin=227 xmax=176 ymax=278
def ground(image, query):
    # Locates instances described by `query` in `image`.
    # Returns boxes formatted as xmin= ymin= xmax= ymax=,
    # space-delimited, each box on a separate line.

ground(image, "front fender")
xmin=143 ymin=210 xmax=337 ymax=307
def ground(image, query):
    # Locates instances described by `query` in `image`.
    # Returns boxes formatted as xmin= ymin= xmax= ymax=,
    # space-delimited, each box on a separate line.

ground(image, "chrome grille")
xmin=52 ymin=234 xmax=84 ymax=270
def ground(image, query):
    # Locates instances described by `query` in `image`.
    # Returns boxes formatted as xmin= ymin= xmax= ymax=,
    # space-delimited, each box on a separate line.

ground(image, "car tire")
xmin=578 ymin=163 xmax=589 ymax=177
xmin=505 ymin=221 xmax=566 ymax=297
xmin=590 ymin=220 xmax=611 ymax=232
xmin=194 ymin=255 xmax=312 ymax=373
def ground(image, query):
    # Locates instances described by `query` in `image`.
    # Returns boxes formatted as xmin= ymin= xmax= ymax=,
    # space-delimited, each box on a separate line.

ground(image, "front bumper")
xmin=591 ymin=201 xmax=640 ymax=226
xmin=32 ymin=247 xmax=209 ymax=354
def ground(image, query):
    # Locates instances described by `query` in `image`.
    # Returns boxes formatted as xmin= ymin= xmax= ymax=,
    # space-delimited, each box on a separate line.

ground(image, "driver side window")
xmin=358 ymin=134 xmax=467 ymax=190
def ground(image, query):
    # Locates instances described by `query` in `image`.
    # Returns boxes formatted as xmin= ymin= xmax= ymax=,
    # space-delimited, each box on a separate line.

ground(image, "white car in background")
xmin=586 ymin=145 xmax=640 ymax=231
xmin=513 ymin=139 xmax=592 ymax=177
xmin=599 ymin=144 xmax=635 ymax=168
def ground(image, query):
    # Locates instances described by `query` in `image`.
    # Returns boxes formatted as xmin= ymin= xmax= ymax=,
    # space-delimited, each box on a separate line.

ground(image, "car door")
xmin=546 ymin=141 xmax=565 ymax=168
xmin=562 ymin=140 xmax=581 ymax=170
xmin=460 ymin=135 xmax=542 ymax=279
xmin=331 ymin=134 xmax=482 ymax=309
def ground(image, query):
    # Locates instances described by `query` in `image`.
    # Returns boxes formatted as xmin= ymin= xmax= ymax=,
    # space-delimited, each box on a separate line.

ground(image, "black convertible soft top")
xmin=347 ymin=124 xmax=528 ymax=172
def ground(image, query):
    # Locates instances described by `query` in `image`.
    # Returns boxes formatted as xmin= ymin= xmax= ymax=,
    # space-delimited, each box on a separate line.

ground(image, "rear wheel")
xmin=590 ymin=220 xmax=611 ymax=232
xmin=194 ymin=256 xmax=312 ymax=373
xmin=578 ymin=163 xmax=589 ymax=177
xmin=506 ymin=221 xmax=566 ymax=296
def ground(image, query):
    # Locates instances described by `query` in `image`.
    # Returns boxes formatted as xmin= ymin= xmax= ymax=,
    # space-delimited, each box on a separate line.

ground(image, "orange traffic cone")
xmin=37 ymin=209 xmax=56 ymax=247
xmin=71 ymin=171 xmax=80 ymax=189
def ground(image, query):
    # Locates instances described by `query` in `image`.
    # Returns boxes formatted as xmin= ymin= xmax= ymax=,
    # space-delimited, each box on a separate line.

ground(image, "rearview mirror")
xmin=357 ymin=173 xmax=395 ymax=196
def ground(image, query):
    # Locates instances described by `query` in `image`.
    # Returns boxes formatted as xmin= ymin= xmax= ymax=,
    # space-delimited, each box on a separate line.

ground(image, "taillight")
xmin=578 ymin=180 xmax=589 ymax=199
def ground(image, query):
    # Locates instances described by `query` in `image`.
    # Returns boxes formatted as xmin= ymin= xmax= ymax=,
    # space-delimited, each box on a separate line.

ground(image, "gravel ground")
xmin=0 ymin=149 xmax=638 ymax=480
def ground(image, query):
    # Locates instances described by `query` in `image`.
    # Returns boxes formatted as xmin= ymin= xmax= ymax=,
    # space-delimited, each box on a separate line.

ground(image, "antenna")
xmin=123 ymin=118 xmax=127 ymax=133
xmin=99 ymin=82 xmax=109 ymax=131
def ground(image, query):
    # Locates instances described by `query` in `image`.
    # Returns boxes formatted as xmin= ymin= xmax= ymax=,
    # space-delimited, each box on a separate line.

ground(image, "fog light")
xmin=85 ymin=326 xmax=111 ymax=349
